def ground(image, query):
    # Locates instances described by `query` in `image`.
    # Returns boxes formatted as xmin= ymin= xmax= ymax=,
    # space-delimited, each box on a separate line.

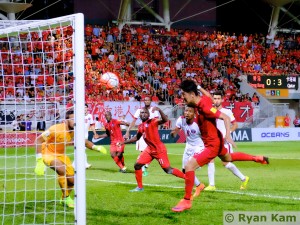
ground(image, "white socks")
xmin=85 ymin=153 xmax=90 ymax=166
xmin=207 ymin=162 xmax=215 ymax=186
xmin=72 ymin=152 xmax=89 ymax=168
xmin=194 ymin=176 xmax=201 ymax=187
xmin=225 ymin=162 xmax=245 ymax=181
xmin=207 ymin=162 xmax=246 ymax=185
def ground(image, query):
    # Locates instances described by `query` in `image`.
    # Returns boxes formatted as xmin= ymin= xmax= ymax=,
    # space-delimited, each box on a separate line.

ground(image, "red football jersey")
xmin=105 ymin=119 xmax=124 ymax=144
xmin=196 ymin=95 xmax=223 ymax=150
xmin=137 ymin=118 xmax=162 ymax=151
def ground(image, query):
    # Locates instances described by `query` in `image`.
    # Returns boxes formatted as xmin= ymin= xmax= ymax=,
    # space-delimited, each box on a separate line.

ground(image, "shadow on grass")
xmin=87 ymin=167 xmax=134 ymax=174
xmin=86 ymin=205 xmax=183 ymax=225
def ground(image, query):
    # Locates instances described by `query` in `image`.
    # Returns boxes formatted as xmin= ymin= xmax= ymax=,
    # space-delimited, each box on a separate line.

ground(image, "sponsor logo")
xmin=261 ymin=132 xmax=289 ymax=138
xmin=0 ymin=132 xmax=37 ymax=147
xmin=161 ymin=134 xmax=170 ymax=140
xmin=231 ymin=129 xmax=252 ymax=142
xmin=0 ymin=137 xmax=31 ymax=144
xmin=210 ymin=107 xmax=217 ymax=114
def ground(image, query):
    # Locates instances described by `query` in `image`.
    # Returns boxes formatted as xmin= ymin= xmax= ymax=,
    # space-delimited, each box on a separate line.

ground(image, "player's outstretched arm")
xmin=152 ymin=107 xmax=169 ymax=125
xmin=197 ymin=84 xmax=213 ymax=100
xmin=231 ymin=121 xmax=238 ymax=133
xmin=118 ymin=132 xmax=142 ymax=146
xmin=170 ymin=127 xmax=180 ymax=138
xmin=90 ymin=124 xmax=100 ymax=139
xmin=219 ymin=112 xmax=237 ymax=148
xmin=125 ymin=118 xmax=137 ymax=139
xmin=97 ymin=129 xmax=109 ymax=139
xmin=85 ymin=139 xmax=107 ymax=154
xmin=120 ymin=120 xmax=130 ymax=127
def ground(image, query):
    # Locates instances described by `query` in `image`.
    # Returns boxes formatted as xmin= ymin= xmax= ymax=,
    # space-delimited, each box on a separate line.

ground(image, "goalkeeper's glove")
xmin=93 ymin=145 xmax=107 ymax=154
xmin=34 ymin=157 xmax=46 ymax=176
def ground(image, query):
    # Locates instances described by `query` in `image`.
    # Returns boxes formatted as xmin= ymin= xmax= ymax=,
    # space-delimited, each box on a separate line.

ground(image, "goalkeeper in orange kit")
xmin=34 ymin=110 xmax=107 ymax=208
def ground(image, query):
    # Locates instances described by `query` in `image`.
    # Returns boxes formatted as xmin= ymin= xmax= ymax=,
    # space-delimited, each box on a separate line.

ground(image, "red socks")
xmin=113 ymin=156 xmax=124 ymax=169
xmin=184 ymin=171 xmax=195 ymax=200
xmin=230 ymin=152 xmax=254 ymax=161
xmin=135 ymin=169 xmax=143 ymax=188
xmin=121 ymin=156 xmax=125 ymax=166
xmin=172 ymin=168 xmax=185 ymax=179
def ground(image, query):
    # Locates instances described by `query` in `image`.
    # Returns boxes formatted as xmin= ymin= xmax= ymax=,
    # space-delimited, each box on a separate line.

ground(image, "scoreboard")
xmin=247 ymin=75 xmax=298 ymax=90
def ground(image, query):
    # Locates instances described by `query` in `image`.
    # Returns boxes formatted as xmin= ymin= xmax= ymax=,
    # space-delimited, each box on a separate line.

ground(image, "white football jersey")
xmin=175 ymin=116 xmax=204 ymax=148
xmin=217 ymin=107 xmax=236 ymax=138
xmin=133 ymin=106 xmax=160 ymax=125
xmin=85 ymin=113 xmax=94 ymax=139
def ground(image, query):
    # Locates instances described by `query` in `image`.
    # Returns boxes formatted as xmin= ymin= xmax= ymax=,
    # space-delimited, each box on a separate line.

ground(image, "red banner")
xmin=222 ymin=102 xmax=253 ymax=122
xmin=0 ymin=132 xmax=38 ymax=148
xmin=87 ymin=101 xmax=142 ymax=126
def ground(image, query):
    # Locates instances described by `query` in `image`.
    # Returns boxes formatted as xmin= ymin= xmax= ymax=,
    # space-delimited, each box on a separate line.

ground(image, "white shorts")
xmin=182 ymin=144 xmax=204 ymax=169
xmin=136 ymin=136 xmax=148 ymax=151
xmin=224 ymin=142 xmax=233 ymax=154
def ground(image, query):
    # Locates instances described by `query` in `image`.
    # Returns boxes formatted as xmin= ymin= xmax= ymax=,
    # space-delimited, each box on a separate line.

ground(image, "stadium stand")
xmin=83 ymin=24 xmax=299 ymax=106
xmin=1 ymin=24 xmax=299 ymax=107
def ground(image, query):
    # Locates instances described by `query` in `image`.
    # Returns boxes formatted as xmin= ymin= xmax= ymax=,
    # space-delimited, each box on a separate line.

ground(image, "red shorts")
xmin=193 ymin=144 xmax=228 ymax=167
xmin=136 ymin=145 xmax=170 ymax=169
xmin=110 ymin=143 xmax=125 ymax=153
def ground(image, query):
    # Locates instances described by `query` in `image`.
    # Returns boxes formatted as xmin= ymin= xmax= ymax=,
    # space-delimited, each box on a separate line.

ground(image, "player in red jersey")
xmin=172 ymin=79 xmax=269 ymax=212
xmin=125 ymin=96 xmax=160 ymax=176
xmin=119 ymin=107 xmax=185 ymax=192
xmin=98 ymin=111 xmax=130 ymax=172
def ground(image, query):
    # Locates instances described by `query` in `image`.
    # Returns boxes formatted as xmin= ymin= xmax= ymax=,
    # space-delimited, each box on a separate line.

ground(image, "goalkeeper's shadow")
xmin=87 ymin=167 xmax=134 ymax=174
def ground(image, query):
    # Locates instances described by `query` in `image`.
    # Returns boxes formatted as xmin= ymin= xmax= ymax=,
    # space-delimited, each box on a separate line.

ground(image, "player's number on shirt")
xmin=158 ymin=158 xmax=164 ymax=166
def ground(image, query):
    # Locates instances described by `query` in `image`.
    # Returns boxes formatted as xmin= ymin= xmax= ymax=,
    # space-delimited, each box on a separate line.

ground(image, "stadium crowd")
xmin=0 ymin=23 xmax=299 ymax=107
xmin=83 ymin=24 xmax=300 ymax=106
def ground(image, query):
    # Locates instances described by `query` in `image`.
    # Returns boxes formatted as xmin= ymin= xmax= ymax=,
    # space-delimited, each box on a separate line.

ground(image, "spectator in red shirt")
xmin=284 ymin=113 xmax=291 ymax=127
xmin=66 ymin=99 xmax=73 ymax=109
xmin=174 ymin=94 xmax=183 ymax=105
xmin=85 ymin=24 xmax=93 ymax=38
xmin=151 ymin=94 xmax=159 ymax=102
xmin=293 ymin=115 xmax=300 ymax=127
xmin=251 ymin=92 xmax=260 ymax=106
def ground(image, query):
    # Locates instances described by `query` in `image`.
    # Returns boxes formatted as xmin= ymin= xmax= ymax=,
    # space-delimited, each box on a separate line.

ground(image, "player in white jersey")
xmin=84 ymin=106 xmax=95 ymax=168
xmin=204 ymin=91 xmax=249 ymax=191
xmin=171 ymin=106 xmax=205 ymax=198
xmin=124 ymin=96 xmax=159 ymax=176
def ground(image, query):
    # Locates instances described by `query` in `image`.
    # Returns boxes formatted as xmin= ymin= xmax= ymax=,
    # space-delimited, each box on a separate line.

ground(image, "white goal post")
xmin=0 ymin=13 xmax=85 ymax=224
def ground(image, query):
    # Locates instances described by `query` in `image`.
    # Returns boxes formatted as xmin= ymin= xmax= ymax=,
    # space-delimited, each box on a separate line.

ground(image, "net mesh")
xmin=0 ymin=15 xmax=80 ymax=224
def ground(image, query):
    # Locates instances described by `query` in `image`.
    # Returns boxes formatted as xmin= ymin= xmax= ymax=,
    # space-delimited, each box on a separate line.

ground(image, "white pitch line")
xmin=87 ymin=178 xmax=300 ymax=201
xmin=167 ymin=153 xmax=300 ymax=160
xmin=214 ymin=190 xmax=300 ymax=201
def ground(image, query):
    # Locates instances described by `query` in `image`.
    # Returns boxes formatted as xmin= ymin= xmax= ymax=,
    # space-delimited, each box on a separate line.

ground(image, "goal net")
xmin=0 ymin=13 xmax=85 ymax=224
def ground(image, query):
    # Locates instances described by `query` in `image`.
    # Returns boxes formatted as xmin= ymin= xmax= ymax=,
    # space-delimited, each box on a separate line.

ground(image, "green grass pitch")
xmin=1 ymin=141 xmax=300 ymax=225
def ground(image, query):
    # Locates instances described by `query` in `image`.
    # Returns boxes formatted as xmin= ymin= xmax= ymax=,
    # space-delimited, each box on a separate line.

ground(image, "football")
xmin=100 ymin=72 xmax=119 ymax=89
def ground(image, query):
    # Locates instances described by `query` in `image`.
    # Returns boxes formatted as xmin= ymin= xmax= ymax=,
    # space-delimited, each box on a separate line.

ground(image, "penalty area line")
xmin=87 ymin=178 xmax=300 ymax=201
